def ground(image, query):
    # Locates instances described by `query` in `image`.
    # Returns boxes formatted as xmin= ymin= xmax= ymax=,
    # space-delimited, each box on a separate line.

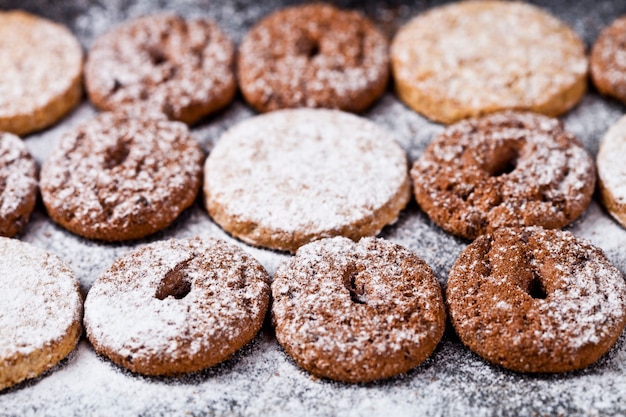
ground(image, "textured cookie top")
xmin=0 ymin=11 xmax=83 ymax=131
xmin=204 ymin=109 xmax=410 ymax=252
xmin=84 ymin=237 xmax=270 ymax=374
xmin=0 ymin=238 xmax=82 ymax=359
xmin=391 ymin=1 xmax=587 ymax=123
xmin=40 ymin=112 xmax=203 ymax=241
xmin=0 ymin=133 xmax=37 ymax=236
xmin=85 ymin=13 xmax=235 ymax=124
xmin=598 ymin=115 xmax=626 ymax=201
xmin=591 ymin=16 xmax=626 ymax=102
xmin=412 ymin=112 xmax=595 ymax=240
xmin=237 ymin=3 xmax=389 ymax=112
xmin=447 ymin=227 xmax=626 ymax=373
xmin=272 ymin=237 xmax=445 ymax=382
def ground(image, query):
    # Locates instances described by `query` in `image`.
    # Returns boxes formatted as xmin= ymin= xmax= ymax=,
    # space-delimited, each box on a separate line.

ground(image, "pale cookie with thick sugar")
xmin=204 ymin=108 xmax=411 ymax=253
xmin=0 ymin=238 xmax=82 ymax=391
xmin=84 ymin=237 xmax=270 ymax=376
xmin=85 ymin=13 xmax=236 ymax=125
xmin=238 ymin=3 xmax=389 ymax=113
xmin=391 ymin=1 xmax=587 ymax=124
xmin=40 ymin=112 xmax=204 ymax=242
xmin=591 ymin=16 xmax=626 ymax=104
xmin=0 ymin=11 xmax=83 ymax=135
xmin=447 ymin=227 xmax=626 ymax=373
xmin=0 ymin=132 xmax=38 ymax=237
xmin=272 ymin=236 xmax=446 ymax=383
xmin=597 ymin=115 xmax=626 ymax=229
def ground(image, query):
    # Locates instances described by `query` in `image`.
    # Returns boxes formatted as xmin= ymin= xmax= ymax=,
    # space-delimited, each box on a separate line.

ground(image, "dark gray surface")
xmin=1 ymin=1 xmax=626 ymax=416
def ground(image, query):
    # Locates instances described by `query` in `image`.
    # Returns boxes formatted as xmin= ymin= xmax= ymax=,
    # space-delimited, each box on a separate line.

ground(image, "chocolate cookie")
xmin=238 ymin=3 xmax=389 ymax=113
xmin=204 ymin=109 xmax=411 ymax=253
xmin=0 ymin=238 xmax=82 ymax=390
xmin=40 ymin=113 xmax=203 ymax=241
xmin=272 ymin=237 xmax=446 ymax=383
xmin=0 ymin=11 xmax=83 ymax=135
xmin=597 ymin=115 xmax=626 ymax=229
xmin=85 ymin=13 xmax=236 ymax=124
xmin=0 ymin=132 xmax=38 ymax=237
xmin=591 ymin=16 xmax=626 ymax=104
xmin=391 ymin=1 xmax=587 ymax=124
xmin=411 ymin=112 xmax=595 ymax=240
xmin=84 ymin=237 xmax=270 ymax=376
xmin=447 ymin=227 xmax=626 ymax=373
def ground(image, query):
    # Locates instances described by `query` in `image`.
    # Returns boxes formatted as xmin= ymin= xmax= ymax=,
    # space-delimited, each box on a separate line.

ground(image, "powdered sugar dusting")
xmin=597 ymin=114 xmax=626 ymax=205
xmin=0 ymin=133 xmax=37 ymax=224
xmin=0 ymin=237 xmax=81 ymax=358
xmin=83 ymin=237 xmax=270 ymax=372
xmin=204 ymin=108 xmax=410 ymax=250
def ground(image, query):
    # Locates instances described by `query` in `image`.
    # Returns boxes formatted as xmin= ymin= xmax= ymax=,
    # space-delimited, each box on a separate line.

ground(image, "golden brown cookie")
xmin=411 ymin=112 xmax=595 ymax=240
xmin=0 ymin=11 xmax=83 ymax=135
xmin=0 ymin=238 xmax=82 ymax=390
xmin=238 ymin=3 xmax=389 ymax=113
xmin=0 ymin=132 xmax=38 ymax=237
xmin=591 ymin=16 xmax=626 ymax=104
xmin=40 ymin=113 xmax=203 ymax=241
xmin=597 ymin=115 xmax=626 ymax=229
xmin=84 ymin=237 xmax=270 ymax=376
xmin=272 ymin=236 xmax=446 ymax=383
xmin=447 ymin=227 xmax=626 ymax=373
xmin=85 ymin=13 xmax=236 ymax=125
xmin=391 ymin=1 xmax=587 ymax=124
xmin=204 ymin=109 xmax=410 ymax=253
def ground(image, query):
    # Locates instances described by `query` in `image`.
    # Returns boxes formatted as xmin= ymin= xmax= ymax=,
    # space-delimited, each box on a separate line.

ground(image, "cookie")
xmin=238 ymin=3 xmax=389 ymax=113
xmin=0 ymin=11 xmax=83 ymax=135
xmin=0 ymin=238 xmax=82 ymax=390
xmin=446 ymin=227 xmax=626 ymax=373
xmin=597 ymin=115 xmax=626 ymax=229
xmin=0 ymin=132 xmax=38 ymax=237
xmin=85 ymin=13 xmax=236 ymax=125
xmin=84 ymin=237 xmax=270 ymax=376
xmin=204 ymin=109 xmax=410 ymax=253
xmin=40 ymin=112 xmax=203 ymax=241
xmin=591 ymin=16 xmax=626 ymax=104
xmin=391 ymin=1 xmax=587 ymax=124
xmin=411 ymin=112 xmax=595 ymax=240
xmin=272 ymin=236 xmax=446 ymax=383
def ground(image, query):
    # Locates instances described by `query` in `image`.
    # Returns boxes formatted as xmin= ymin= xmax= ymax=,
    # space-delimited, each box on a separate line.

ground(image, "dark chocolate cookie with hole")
xmin=271 ymin=236 xmax=446 ymax=383
xmin=411 ymin=111 xmax=595 ymax=240
xmin=40 ymin=112 xmax=203 ymax=241
xmin=84 ymin=237 xmax=271 ymax=376
xmin=446 ymin=226 xmax=626 ymax=373
xmin=85 ymin=13 xmax=236 ymax=124
xmin=237 ymin=3 xmax=389 ymax=113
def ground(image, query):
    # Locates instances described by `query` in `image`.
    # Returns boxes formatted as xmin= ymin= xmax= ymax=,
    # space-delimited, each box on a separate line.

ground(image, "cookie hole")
xmin=343 ymin=265 xmax=367 ymax=305
xmin=104 ymin=139 xmax=131 ymax=169
xmin=308 ymin=43 xmax=320 ymax=58
xmin=155 ymin=260 xmax=192 ymax=300
xmin=528 ymin=275 xmax=547 ymax=300
xmin=488 ymin=148 xmax=519 ymax=177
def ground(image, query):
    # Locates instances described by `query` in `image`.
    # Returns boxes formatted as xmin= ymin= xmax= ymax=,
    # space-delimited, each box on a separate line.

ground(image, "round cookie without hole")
xmin=597 ymin=115 xmax=626 ymax=229
xmin=0 ymin=238 xmax=82 ymax=391
xmin=390 ymin=1 xmax=587 ymax=124
xmin=446 ymin=227 xmax=626 ymax=373
xmin=203 ymin=108 xmax=411 ymax=253
xmin=84 ymin=237 xmax=270 ymax=376
xmin=0 ymin=11 xmax=83 ymax=135
xmin=591 ymin=16 xmax=626 ymax=104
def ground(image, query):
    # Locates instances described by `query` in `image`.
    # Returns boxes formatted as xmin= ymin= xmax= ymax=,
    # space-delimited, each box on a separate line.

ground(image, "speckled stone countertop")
xmin=1 ymin=0 xmax=626 ymax=416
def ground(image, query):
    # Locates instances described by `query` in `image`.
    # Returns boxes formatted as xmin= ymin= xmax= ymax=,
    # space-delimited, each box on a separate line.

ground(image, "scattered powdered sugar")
xmin=0 ymin=238 xmax=81 ymax=359
xmin=3 ymin=0 xmax=626 ymax=415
